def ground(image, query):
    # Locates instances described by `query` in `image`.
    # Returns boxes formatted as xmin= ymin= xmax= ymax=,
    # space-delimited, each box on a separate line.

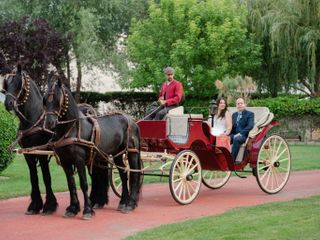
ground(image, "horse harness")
xmin=45 ymin=83 xmax=139 ymax=173
xmin=2 ymin=71 xmax=54 ymax=151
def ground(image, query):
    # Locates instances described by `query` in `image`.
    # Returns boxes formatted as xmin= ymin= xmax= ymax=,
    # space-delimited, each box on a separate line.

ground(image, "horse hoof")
xmin=92 ymin=203 xmax=104 ymax=209
xmin=82 ymin=213 xmax=93 ymax=220
xmin=25 ymin=210 xmax=40 ymax=215
xmin=117 ymin=204 xmax=126 ymax=211
xmin=42 ymin=210 xmax=54 ymax=215
xmin=121 ymin=206 xmax=135 ymax=214
xmin=63 ymin=211 xmax=77 ymax=218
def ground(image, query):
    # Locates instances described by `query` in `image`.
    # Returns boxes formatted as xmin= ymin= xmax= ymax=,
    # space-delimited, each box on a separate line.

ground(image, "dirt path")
xmin=1 ymin=170 xmax=319 ymax=240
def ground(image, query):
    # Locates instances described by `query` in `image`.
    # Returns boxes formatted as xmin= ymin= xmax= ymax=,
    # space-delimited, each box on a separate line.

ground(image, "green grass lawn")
xmin=0 ymin=144 xmax=319 ymax=199
xmin=289 ymin=144 xmax=320 ymax=170
xmin=126 ymin=195 xmax=320 ymax=240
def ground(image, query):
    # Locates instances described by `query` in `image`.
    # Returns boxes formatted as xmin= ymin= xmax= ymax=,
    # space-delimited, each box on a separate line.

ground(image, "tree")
xmin=248 ymin=0 xmax=320 ymax=97
xmin=0 ymin=0 xmax=149 ymax=101
xmin=0 ymin=17 xmax=69 ymax=90
xmin=126 ymin=0 xmax=261 ymax=96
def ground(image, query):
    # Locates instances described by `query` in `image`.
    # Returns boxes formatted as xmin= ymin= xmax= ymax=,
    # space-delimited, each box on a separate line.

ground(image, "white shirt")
xmin=208 ymin=115 xmax=227 ymax=136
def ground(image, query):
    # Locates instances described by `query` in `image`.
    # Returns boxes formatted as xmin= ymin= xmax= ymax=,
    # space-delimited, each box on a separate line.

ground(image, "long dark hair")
xmin=216 ymin=97 xmax=228 ymax=119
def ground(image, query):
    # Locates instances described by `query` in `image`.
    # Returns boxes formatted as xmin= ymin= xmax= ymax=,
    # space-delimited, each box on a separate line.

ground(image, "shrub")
xmin=250 ymin=96 xmax=320 ymax=119
xmin=0 ymin=103 xmax=17 ymax=173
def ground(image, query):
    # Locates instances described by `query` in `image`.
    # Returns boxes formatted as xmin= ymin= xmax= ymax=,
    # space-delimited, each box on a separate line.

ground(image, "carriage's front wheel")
xmin=202 ymin=170 xmax=231 ymax=189
xmin=255 ymin=135 xmax=291 ymax=194
xmin=169 ymin=150 xmax=202 ymax=205
xmin=110 ymin=159 xmax=144 ymax=198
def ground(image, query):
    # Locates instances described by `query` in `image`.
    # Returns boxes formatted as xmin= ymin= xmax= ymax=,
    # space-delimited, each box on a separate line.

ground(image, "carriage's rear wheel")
xmin=169 ymin=150 xmax=202 ymax=205
xmin=110 ymin=159 xmax=144 ymax=198
xmin=202 ymin=170 xmax=231 ymax=189
xmin=255 ymin=135 xmax=291 ymax=194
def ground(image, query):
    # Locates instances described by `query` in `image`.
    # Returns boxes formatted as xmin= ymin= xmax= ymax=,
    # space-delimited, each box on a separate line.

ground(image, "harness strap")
xmin=88 ymin=116 xmax=101 ymax=146
xmin=9 ymin=112 xmax=53 ymax=151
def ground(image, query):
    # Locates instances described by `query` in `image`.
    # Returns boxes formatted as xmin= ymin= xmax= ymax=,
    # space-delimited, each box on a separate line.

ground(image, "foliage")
xmin=215 ymin=75 xmax=257 ymax=104
xmin=80 ymin=91 xmax=157 ymax=106
xmin=79 ymin=91 xmax=211 ymax=119
xmin=249 ymin=96 xmax=320 ymax=119
xmin=0 ymin=17 xmax=69 ymax=91
xmin=0 ymin=103 xmax=17 ymax=173
xmin=248 ymin=0 xmax=320 ymax=97
xmin=0 ymin=0 xmax=149 ymax=98
xmin=78 ymin=91 xmax=320 ymax=120
xmin=127 ymin=0 xmax=261 ymax=96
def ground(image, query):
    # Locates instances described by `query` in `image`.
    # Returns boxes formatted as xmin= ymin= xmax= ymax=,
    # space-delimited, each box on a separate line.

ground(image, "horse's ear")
xmin=17 ymin=64 xmax=22 ymax=74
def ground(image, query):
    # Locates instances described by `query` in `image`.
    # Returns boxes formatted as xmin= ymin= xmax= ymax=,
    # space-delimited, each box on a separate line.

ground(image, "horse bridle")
xmin=45 ymin=81 xmax=75 ymax=125
xmin=2 ymin=71 xmax=31 ymax=107
xmin=1 ymin=71 xmax=33 ymax=123
xmin=2 ymin=71 xmax=54 ymax=151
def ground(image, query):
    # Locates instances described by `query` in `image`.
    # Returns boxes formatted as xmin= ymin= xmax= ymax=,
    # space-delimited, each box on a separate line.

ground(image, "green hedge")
xmin=78 ymin=91 xmax=320 ymax=120
xmin=250 ymin=96 xmax=320 ymax=119
xmin=0 ymin=103 xmax=17 ymax=173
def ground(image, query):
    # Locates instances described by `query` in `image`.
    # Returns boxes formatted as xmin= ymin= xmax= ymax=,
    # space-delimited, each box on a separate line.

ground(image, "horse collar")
xmin=17 ymin=72 xmax=31 ymax=106
xmin=59 ymin=85 xmax=69 ymax=118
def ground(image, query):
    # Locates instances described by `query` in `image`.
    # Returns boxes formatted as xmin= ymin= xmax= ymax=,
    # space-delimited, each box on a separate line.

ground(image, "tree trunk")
xmin=75 ymin=58 xmax=82 ymax=103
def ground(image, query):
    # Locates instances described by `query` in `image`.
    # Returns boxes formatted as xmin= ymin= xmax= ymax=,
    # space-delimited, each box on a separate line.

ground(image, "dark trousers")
xmin=145 ymin=105 xmax=177 ymax=120
xmin=230 ymin=134 xmax=247 ymax=162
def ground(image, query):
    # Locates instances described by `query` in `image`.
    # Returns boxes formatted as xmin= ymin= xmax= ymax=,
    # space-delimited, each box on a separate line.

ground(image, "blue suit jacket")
xmin=231 ymin=109 xmax=254 ymax=138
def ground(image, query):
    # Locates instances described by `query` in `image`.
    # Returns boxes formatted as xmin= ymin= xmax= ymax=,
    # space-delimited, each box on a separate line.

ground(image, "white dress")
xmin=208 ymin=115 xmax=227 ymax=136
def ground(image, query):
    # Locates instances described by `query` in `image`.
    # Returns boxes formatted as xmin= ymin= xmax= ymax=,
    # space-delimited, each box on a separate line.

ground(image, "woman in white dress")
xmin=208 ymin=97 xmax=232 ymax=136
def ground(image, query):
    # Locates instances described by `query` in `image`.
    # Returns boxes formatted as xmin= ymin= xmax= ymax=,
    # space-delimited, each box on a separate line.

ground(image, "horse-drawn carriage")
xmin=2 ymin=67 xmax=291 ymax=218
xmin=111 ymin=106 xmax=291 ymax=205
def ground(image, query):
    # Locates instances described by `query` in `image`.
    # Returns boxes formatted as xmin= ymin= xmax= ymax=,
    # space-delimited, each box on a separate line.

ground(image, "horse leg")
xmin=114 ymin=155 xmax=130 ymax=212
xmin=90 ymin=163 xmax=109 ymax=209
xmin=38 ymin=155 xmax=58 ymax=214
xmin=62 ymin=164 xmax=80 ymax=218
xmin=122 ymin=152 xmax=142 ymax=213
xmin=25 ymin=155 xmax=43 ymax=215
xmin=76 ymin=159 xmax=94 ymax=220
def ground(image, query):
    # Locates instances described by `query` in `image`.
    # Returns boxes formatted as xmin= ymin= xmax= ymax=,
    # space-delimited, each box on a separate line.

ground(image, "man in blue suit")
xmin=230 ymin=98 xmax=254 ymax=162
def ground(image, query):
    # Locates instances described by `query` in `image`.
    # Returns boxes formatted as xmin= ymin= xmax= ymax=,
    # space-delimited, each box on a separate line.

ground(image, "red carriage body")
xmin=123 ymin=107 xmax=292 ymax=204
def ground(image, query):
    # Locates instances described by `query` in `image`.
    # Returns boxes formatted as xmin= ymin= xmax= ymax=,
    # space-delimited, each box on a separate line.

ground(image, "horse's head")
xmin=43 ymin=74 xmax=69 ymax=130
xmin=2 ymin=65 xmax=30 ymax=112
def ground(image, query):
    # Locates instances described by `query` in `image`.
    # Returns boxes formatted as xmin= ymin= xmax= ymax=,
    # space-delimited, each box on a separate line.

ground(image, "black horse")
xmin=1 ymin=65 xmax=58 ymax=214
xmin=43 ymin=75 xmax=142 ymax=219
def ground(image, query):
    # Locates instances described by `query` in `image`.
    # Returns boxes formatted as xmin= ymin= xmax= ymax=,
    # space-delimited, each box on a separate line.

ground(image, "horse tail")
xmin=126 ymin=115 xmax=143 ymax=202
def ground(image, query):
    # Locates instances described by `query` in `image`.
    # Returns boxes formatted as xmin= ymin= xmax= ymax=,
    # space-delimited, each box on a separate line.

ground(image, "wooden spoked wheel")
xmin=169 ymin=150 xmax=202 ymax=205
xmin=110 ymin=159 xmax=144 ymax=198
xmin=110 ymin=166 xmax=123 ymax=198
xmin=202 ymin=170 xmax=231 ymax=189
xmin=255 ymin=135 xmax=291 ymax=194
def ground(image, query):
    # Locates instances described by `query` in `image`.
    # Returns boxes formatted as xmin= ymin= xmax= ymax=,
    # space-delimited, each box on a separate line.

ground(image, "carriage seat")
xmin=168 ymin=106 xmax=184 ymax=115
xmin=229 ymin=107 xmax=274 ymax=163
xmin=165 ymin=107 xmax=203 ymax=144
